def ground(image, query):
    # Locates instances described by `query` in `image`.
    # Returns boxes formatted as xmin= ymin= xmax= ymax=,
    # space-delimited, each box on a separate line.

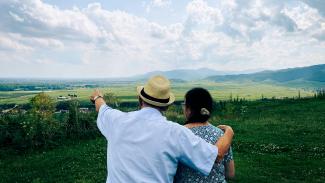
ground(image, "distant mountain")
xmin=206 ymin=64 xmax=325 ymax=86
xmin=132 ymin=68 xmax=249 ymax=81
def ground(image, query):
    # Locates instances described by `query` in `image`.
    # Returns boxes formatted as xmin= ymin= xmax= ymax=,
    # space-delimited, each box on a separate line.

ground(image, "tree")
xmin=28 ymin=92 xmax=58 ymax=147
xmin=30 ymin=92 xmax=55 ymax=118
xmin=67 ymin=99 xmax=79 ymax=137
xmin=104 ymin=92 xmax=120 ymax=107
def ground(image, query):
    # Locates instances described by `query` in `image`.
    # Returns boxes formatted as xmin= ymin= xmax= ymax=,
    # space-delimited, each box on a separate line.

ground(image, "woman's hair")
xmin=185 ymin=87 xmax=213 ymax=123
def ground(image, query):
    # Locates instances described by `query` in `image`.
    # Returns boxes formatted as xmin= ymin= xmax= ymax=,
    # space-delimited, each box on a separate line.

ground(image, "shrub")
xmin=104 ymin=92 xmax=120 ymax=107
xmin=315 ymin=89 xmax=325 ymax=99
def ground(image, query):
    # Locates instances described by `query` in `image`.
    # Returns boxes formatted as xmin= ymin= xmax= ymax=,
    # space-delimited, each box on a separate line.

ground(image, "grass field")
xmin=1 ymin=98 xmax=324 ymax=182
xmin=0 ymin=81 xmax=315 ymax=105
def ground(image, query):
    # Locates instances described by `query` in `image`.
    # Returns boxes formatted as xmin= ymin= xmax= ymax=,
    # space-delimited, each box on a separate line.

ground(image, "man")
xmin=90 ymin=75 xmax=234 ymax=183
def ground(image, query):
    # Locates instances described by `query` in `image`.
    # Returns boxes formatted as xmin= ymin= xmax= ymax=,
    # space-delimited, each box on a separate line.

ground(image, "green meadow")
xmin=0 ymin=81 xmax=314 ymax=105
xmin=0 ymin=81 xmax=324 ymax=183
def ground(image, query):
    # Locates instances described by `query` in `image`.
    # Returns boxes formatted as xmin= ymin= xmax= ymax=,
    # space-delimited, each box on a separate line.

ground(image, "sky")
xmin=0 ymin=0 xmax=324 ymax=78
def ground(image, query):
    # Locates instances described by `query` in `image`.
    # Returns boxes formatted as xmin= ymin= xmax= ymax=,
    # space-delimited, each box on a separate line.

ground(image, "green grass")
xmin=232 ymin=152 xmax=324 ymax=183
xmin=0 ymin=81 xmax=315 ymax=105
xmin=1 ymin=139 xmax=323 ymax=183
xmin=222 ymin=99 xmax=325 ymax=183
xmin=1 ymin=98 xmax=324 ymax=182
xmin=0 ymin=139 xmax=107 ymax=183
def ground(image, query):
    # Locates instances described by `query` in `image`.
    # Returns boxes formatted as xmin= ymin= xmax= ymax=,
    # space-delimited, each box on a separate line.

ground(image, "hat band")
xmin=141 ymin=88 xmax=170 ymax=104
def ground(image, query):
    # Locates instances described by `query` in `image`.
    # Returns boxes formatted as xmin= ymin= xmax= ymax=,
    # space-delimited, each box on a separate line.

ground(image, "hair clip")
xmin=200 ymin=108 xmax=210 ymax=116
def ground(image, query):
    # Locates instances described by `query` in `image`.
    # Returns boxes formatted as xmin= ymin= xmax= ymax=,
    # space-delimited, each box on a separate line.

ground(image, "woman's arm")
xmin=215 ymin=125 xmax=234 ymax=161
xmin=225 ymin=160 xmax=235 ymax=179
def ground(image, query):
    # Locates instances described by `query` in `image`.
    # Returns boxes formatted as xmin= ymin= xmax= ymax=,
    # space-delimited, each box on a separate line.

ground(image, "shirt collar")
xmin=140 ymin=107 xmax=163 ymax=116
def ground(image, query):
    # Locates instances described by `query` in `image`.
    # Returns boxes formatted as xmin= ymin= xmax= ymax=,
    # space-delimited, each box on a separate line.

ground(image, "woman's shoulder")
xmin=188 ymin=124 xmax=223 ymax=133
xmin=207 ymin=124 xmax=224 ymax=137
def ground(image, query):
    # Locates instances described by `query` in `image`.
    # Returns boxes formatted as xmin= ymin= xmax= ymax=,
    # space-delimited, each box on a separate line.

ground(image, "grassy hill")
xmin=131 ymin=68 xmax=265 ymax=81
xmin=206 ymin=64 xmax=325 ymax=88
xmin=1 ymin=98 xmax=324 ymax=182
xmin=132 ymin=68 xmax=236 ymax=81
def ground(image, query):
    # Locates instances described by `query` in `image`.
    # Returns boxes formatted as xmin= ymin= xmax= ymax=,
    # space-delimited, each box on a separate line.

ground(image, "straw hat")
xmin=137 ymin=75 xmax=175 ymax=107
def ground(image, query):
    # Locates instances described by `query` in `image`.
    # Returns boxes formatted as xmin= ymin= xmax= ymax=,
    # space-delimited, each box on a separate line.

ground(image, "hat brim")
xmin=137 ymin=86 xmax=175 ymax=107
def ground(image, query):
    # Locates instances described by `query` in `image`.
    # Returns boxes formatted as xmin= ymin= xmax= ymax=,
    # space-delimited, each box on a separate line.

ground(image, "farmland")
xmin=0 ymin=80 xmax=324 ymax=183
xmin=0 ymin=81 xmax=315 ymax=105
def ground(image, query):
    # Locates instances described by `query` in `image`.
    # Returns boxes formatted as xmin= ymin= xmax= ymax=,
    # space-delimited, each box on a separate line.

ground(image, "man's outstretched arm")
xmin=215 ymin=125 xmax=234 ymax=162
xmin=90 ymin=89 xmax=106 ymax=112
xmin=91 ymin=89 xmax=125 ymax=139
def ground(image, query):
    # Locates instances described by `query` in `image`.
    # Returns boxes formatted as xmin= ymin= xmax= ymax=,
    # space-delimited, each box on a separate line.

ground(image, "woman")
xmin=174 ymin=88 xmax=235 ymax=183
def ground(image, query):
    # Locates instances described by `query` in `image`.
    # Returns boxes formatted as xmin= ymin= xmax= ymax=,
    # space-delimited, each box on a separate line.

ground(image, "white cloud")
xmin=0 ymin=32 xmax=38 ymax=51
xmin=0 ymin=0 xmax=324 ymax=78
xmin=186 ymin=0 xmax=223 ymax=26
xmin=0 ymin=35 xmax=32 ymax=51
xmin=144 ymin=0 xmax=171 ymax=13
xmin=0 ymin=0 xmax=102 ymax=41
xmin=9 ymin=11 xmax=24 ymax=22
xmin=283 ymin=2 xmax=322 ymax=30
xmin=152 ymin=0 xmax=171 ymax=7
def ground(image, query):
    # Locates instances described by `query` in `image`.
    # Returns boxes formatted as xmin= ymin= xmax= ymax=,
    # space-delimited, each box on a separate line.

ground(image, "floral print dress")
xmin=174 ymin=124 xmax=233 ymax=183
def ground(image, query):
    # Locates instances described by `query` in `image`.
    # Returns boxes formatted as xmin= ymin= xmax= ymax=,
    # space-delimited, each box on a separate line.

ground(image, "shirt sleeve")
xmin=176 ymin=125 xmax=218 ymax=176
xmin=96 ymin=104 xmax=123 ymax=140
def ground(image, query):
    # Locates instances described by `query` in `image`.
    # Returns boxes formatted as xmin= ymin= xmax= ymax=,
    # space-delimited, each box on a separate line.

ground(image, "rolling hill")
xmin=131 ymin=68 xmax=260 ymax=81
xmin=132 ymin=68 xmax=222 ymax=81
xmin=205 ymin=64 xmax=325 ymax=87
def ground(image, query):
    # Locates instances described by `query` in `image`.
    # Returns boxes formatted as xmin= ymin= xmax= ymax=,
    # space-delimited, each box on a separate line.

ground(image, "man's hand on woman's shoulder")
xmin=215 ymin=125 xmax=234 ymax=162
xmin=217 ymin=125 xmax=234 ymax=136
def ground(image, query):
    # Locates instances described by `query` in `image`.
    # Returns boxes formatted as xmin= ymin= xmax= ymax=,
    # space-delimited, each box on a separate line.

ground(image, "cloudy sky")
xmin=0 ymin=0 xmax=324 ymax=78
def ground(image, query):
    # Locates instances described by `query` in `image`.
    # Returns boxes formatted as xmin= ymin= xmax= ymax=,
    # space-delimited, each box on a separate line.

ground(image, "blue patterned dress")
xmin=174 ymin=124 xmax=233 ymax=183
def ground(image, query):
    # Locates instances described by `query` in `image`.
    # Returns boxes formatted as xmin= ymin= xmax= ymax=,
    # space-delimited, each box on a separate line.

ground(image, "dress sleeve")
xmin=176 ymin=125 xmax=218 ymax=176
xmin=96 ymin=104 xmax=123 ymax=140
xmin=224 ymin=146 xmax=234 ymax=163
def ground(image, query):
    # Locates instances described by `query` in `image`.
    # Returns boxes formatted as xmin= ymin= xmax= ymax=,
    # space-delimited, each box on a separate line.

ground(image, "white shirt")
xmin=97 ymin=104 xmax=218 ymax=183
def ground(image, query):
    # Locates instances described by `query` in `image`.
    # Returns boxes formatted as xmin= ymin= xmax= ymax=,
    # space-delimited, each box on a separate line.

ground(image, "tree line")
xmin=0 ymin=93 xmax=99 ymax=150
xmin=1 ymin=90 xmax=324 ymax=151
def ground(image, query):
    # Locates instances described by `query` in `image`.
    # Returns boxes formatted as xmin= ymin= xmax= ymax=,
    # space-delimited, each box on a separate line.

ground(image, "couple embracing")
xmin=90 ymin=75 xmax=235 ymax=183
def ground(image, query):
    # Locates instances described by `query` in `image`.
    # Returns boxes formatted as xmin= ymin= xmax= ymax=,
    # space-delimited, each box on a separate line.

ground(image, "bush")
xmin=0 ymin=93 xmax=98 ymax=151
xmin=66 ymin=99 xmax=98 ymax=138
xmin=165 ymin=105 xmax=184 ymax=124
xmin=315 ymin=89 xmax=325 ymax=99
xmin=103 ymin=92 xmax=120 ymax=108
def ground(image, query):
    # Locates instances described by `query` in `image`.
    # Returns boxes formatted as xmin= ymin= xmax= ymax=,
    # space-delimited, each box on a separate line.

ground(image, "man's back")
xmin=97 ymin=105 xmax=218 ymax=183
xmin=105 ymin=107 xmax=178 ymax=182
